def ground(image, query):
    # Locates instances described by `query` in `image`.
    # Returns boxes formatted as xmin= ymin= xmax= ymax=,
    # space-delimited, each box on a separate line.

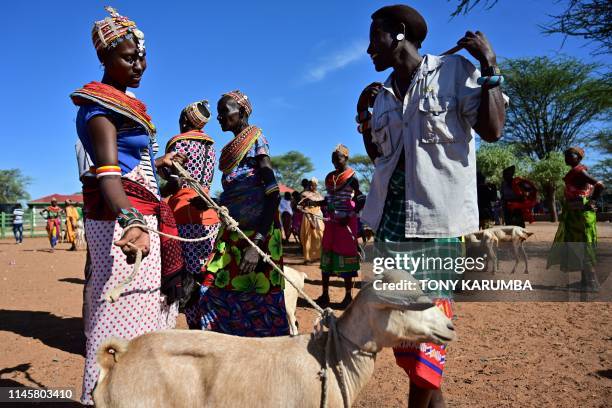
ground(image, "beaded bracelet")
xmin=477 ymin=75 xmax=505 ymax=87
xmin=96 ymin=165 xmax=122 ymax=178
xmin=117 ymin=207 xmax=146 ymax=229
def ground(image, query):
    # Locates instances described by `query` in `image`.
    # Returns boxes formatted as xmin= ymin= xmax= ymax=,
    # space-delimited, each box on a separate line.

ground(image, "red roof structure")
xmin=279 ymin=184 xmax=294 ymax=193
xmin=29 ymin=193 xmax=83 ymax=205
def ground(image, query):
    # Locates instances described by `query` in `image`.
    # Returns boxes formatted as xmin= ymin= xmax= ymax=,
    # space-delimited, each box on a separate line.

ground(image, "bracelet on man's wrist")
xmin=477 ymin=75 xmax=504 ymax=87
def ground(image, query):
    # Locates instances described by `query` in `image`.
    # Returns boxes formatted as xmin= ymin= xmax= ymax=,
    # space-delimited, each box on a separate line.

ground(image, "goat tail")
xmin=97 ymin=337 xmax=129 ymax=373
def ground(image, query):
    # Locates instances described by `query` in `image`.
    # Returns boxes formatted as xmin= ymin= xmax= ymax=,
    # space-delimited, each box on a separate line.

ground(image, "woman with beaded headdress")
xmin=305 ymin=144 xmax=365 ymax=308
xmin=547 ymin=146 xmax=605 ymax=292
xmin=198 ymin=90 xmax=290 ymax=337
xmin=70 ymin=7 xmax=185 ymax=404
xmin=163 ymin=101 xmax=220 ymax=328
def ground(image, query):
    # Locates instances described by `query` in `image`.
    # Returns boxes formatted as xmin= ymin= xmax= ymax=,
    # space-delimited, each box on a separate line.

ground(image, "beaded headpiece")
xmin=334 ymin=144 xmax=350 ymax=157
xmin=565 ymin=146 xmax=585 ymax=159
xmin=223 ymin=90 xmax=253 ymax=116
xmin=92 ymin=6 xmax=145 ymax=56
xmin=182 ymin=100 xmax=210 ymax=129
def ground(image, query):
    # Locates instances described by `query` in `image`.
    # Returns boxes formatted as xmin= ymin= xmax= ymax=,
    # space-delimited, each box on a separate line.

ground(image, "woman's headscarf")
xmin=92 ymin=6 xmax=145 ymax=55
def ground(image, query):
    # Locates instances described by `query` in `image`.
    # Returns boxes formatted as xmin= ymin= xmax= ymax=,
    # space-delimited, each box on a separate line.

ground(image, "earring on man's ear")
xmin=396 ymin=33 xmax=405 ymax=41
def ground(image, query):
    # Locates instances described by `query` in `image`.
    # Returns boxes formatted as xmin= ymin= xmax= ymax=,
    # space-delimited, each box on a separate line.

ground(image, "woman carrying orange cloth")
xmin=163 ymin=100 xmax=220 ymax=329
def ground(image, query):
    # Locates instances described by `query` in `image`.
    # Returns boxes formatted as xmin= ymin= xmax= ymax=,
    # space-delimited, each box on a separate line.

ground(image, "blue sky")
xmin=0 ymin=0 xmax=609 ymax=199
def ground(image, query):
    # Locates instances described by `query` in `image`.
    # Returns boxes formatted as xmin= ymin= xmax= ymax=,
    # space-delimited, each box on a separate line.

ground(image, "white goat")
xmin=283 ymin=266 xmax=307 ymax=336
xmin=93 ymin=269 xmax=455 ymax=408
xmin=465 ymin=226 xmax=534 ymax=274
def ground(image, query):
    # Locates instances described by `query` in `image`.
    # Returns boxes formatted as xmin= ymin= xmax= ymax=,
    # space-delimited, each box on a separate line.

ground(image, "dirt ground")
xmin=0 ymin=222 xmax=610 ymax=407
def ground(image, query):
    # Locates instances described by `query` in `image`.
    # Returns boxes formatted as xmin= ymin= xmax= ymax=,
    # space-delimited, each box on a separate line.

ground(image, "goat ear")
xmin=370 ymin=295 xmax=434 ymax=311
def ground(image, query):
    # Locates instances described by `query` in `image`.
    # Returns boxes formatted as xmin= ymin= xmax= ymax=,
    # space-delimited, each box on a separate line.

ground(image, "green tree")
xmin=270 ymin=151 xmax=314 ymax=190
xmin=350 ymin=154 xmax=375 ymax=193
xmin=502 ymin=56 xmax=610 ymax=159
xmin=451 ymin=0 xmax=612 ymax=55
xmin=0 ymin=169 xmax=31 ymax=203
xmin=476 ymin=143 xmax=530 ymax=186
xmin=528 ymin=152 xmax=568 ymax=221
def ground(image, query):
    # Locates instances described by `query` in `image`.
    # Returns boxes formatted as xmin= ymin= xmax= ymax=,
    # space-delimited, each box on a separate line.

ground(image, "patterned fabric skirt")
xmin=81 ymin=217 xmax=178 ymax=405
xmin=393 ymin=299 xmax=454 ymax=389
xmin=177 ymin=223 xmax=220 ymax=328
xmin=547 ymin=198 xmax=597 ymax=271
xmin=198 ymin=285 xmax=289 ymax=337
xmin=199 ymin=222 xmax=289 ymax=336
xmin=46 ymin=218 xmax=61 ymax=247
xmin=320 ymin=216 xmax=359 ymax=278
xmin=300 ymin=210 xmax=324 ymax=262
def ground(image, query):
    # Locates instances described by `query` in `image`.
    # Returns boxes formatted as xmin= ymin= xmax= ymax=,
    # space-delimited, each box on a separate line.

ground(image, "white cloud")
xmin=303 ymin=40 xmax=367 ymax=83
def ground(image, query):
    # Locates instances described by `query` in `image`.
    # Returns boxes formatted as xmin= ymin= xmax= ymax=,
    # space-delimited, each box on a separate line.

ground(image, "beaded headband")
xmin=92 ymin=6 xmax=145 ymax=56
xmin=334 ymin=144 xmax=349 ymax=157
xmin=182 ymin=100 xmax=210 ymax=129
xmin=223 ymin=90 xmax=253 ymax=116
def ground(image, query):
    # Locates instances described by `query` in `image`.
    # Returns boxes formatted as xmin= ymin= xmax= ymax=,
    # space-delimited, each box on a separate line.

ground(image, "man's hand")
xmin=457 ymin=31 xmax=496 ymax=66
xmin=357 ymin=82 xmax=383 ymax=114
xmin=239 ymin=246 xmax=260 ymax=274
xmin=114 ymin=227 xmax=150 ymax=264
xmin=157 ymin=152 xmax=187 ymax=169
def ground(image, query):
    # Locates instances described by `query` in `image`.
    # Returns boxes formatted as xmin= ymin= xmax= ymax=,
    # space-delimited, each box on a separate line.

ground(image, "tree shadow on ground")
xmin=0 ymin=310 xmax=84 ymax=356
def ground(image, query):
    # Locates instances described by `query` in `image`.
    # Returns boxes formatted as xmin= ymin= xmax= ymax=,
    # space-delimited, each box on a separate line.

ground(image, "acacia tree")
xmin=270 ymin=151 xmax=314 ymax=190
xmin=586 ymin=128 xmax=612 ymax=209
xmin=0 ymin=169 xmax=31 ymax=203
xmin=350 ymin=154 xmax=375 ymax=193
xmin=451 ymin=0 xmax=612 ymax=54
xmin=502 ymin=56 xmax=610 ymax=159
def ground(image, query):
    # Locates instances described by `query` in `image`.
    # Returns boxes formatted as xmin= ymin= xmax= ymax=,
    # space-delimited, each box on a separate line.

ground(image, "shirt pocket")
xmin=372 ymin=109 xmax=400 ymax=158
xmin=418 ymin=95 xmax=467 ymax=144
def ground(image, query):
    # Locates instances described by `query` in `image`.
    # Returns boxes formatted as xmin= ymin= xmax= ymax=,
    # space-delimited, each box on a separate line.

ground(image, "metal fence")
xmin=0 ymin=210 xmax=60 ymax=239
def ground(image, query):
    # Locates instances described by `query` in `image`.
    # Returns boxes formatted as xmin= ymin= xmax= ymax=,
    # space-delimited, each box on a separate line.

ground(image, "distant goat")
xmin=465 ymin=226 xmax=534 ymax=274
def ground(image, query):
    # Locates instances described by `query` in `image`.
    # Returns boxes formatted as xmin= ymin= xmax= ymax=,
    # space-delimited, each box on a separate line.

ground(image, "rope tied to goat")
xmin=104 ymin=161 xmax=351 ymax=408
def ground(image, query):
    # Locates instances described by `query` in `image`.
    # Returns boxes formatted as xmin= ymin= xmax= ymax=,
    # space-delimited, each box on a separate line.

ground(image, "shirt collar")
xmin=381 ymin=54 xmax=443 ymax=93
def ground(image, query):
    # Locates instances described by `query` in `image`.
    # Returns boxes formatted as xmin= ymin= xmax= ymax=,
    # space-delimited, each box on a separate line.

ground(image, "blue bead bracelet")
xmin=477 ymin=75 xmax=505 ymax=86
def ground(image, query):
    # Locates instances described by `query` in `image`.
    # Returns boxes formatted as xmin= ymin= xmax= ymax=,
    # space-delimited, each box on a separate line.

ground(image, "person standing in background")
xmin=279 ymin=192 xmax=293 ymax=243
xmin=299 ymin=177 xmax=325 ymax=264
xmin=12 ymin=204 xmax=24 ymax=244
xmin=40 ymin=198 xmax=63 ymax=251
xmin=65 ymin=199 xmax=81 ymax=251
